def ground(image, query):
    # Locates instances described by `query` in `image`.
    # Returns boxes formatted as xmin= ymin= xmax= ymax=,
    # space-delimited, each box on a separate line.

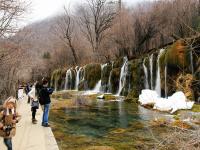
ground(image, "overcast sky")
xmin=25 ymin=0 xmax=140 ymax=25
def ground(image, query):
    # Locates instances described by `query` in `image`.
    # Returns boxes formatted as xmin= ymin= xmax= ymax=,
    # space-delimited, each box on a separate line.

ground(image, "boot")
xmin=32 ymin=118 xmax=37 ymax=124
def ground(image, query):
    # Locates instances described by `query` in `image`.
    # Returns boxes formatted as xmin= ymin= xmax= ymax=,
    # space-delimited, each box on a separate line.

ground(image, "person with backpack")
xmin=25 ymin=83 xmax=31 ymax=103
xmin=39 ymin=79 xmax=54 ymax=127
xmin=0 ymin=97 xmax=21 ymax=150
xmin=28 ymin=82 xmax=39 ymax=124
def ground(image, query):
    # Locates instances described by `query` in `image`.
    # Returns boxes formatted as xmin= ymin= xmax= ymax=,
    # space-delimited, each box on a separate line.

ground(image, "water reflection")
xmin=118 ymin=101 xmax=128 ymax=128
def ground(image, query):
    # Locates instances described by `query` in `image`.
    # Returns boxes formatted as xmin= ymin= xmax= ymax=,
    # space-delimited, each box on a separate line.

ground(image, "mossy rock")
xmin=113 ymin=57 xmax=124 ymax=68
xmin=123 ymin=59 xmax=144 ymax=97
xmin=191 ymin=104 xmax=200 ymax=112
xmin=160 ymin=40 xmax=190 ymax=70
xmin=84 ymin=64 xmax=101 ymax=90
xmin=159 ymin=41 xmax=192 ymax=96
xmin=78 ymin=80 xmax=85 ymax=91
xmin=70 ymin=69 xmax=76 ymax=89
xmin=126 ymin=90 xmax=139 ymax=101
xmin=104 ymin=94 xmax=116 ymax=101
xmin=110 ymin=68 xmax=120 ymax=94
xmin=51 ymin=91 xmax=74 ymax=99
xmin=51 ymin=69 xmax=63 ymax=90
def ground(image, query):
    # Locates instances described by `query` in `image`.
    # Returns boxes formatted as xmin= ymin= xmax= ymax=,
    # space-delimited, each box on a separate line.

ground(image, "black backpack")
xmin=38 ymin=89 xmax=45 ymax=105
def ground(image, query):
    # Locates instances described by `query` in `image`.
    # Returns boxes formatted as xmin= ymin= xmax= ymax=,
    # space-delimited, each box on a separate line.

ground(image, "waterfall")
xmin=100 ymin=64 xmax=107 ymax=92
xmin=75 ymin=67 xmax=82 ymax=90
xmin=143 ymin=59 xmax=149 ymax=89
xmin=54 ymin=80 xmax=57 ymax=91
xmin=164 ymin=65 xmax=167 ymax=98
xmin=116 ymin=57 xmax=128 ymax=96
xmin=92 ymin=80 xmax=102 ymax=92
xmin=93 ymin=64 xmax=107 ymax=92
xmin=108 ymin=61 xmax=114 ymax=93
xmin=64 ymin=69 xmax=72 ymax=90
xmin=155 ymin=49 xmax=165 ymax=97
xmin=190 ymin=50 xmax=194 ymax=75
xmin=149 ymin=54 xmax=153 ymax=90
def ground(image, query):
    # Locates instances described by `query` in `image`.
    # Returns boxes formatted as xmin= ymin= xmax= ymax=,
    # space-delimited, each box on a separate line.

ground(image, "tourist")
xmin=39 ymin=78 xmax=54 ymax=127
xmin=0 ymin=97 xmax=21 ymax=150
xmin=17 ymin=85 xmax=24 ymax=100
xmin=28 ymin=83 xmax=39 ymax=124
xmin=25 ymin=83 xmax=31 ymax=103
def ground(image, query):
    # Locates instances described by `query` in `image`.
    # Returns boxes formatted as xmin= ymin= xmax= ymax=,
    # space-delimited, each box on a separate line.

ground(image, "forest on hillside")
xmin=0 ymin=0 xmax=200 ymax=100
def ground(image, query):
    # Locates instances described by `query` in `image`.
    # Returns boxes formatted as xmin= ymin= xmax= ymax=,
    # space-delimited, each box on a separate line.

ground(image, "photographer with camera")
xmin=0 ymin=97 xmax=21 ymax=150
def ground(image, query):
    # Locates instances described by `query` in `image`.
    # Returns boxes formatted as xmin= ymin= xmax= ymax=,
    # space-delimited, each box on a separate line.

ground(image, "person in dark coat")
xmin=39 ymin=79 xmax=53 ymax=127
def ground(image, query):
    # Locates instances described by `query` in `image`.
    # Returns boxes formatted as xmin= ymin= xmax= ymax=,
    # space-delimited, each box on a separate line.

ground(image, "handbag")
xmin=31 ymin=100 xmax=39 ymax=109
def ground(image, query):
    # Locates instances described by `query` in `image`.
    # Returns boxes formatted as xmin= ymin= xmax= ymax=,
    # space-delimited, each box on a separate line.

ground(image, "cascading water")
xmin=75 ymin=67 xmax=82 ymax=90
xmin=155 ymin=49 xmax=165 ymax=97
xmin=143 ymin=59 xmax=149 ymax=89
xmin=54 ymin=80 xmax=57 ymax=91
xmin=108 ymin=61 xmax=114 ymax=93
xmin=116 ymin=57 xmax=128 ymax=96
xmin=93 ymin=64 xmax=107 ymax=92
xmin=93 ymin=80 xmax=102 ymax=92
xmin=164 ymin=65 xmax=167 ymax=98
xmin=64 ymin=69 xmax=72 ymax=90
xmin=149 ymin=54 xmax=153 ymax=90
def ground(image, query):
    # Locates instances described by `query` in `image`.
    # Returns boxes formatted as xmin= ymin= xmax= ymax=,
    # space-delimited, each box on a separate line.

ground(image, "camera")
xmin=3 ymin=125 xmax=13 ymax=136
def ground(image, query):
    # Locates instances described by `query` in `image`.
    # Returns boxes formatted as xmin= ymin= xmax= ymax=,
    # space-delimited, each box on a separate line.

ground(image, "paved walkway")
xmin=0 ymin=95 xmax=59 ymax=150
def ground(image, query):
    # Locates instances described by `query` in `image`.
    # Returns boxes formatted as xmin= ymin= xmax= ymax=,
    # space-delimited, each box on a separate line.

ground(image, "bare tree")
xmin=53 ymin=8 xmax=78 ymax=65
xmin=0 ymin=0 xmax=26 ymax=37
xmin=0 ymin=0 xmax=27 ymax=100
xmin=78 ymin=0 xmax=117 ymax=61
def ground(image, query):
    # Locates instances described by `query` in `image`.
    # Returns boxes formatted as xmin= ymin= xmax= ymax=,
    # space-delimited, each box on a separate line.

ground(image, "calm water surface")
xmin=50 ymin=99 xmax=172 ymax=150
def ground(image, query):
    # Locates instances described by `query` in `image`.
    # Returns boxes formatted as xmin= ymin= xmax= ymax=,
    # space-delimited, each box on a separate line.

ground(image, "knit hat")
xmin=3 ymin=97 xmax=17 ymax=109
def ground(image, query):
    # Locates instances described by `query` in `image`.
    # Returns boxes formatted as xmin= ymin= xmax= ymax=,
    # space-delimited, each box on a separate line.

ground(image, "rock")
xmin=97 ymin=94 xmax=105 ymax=99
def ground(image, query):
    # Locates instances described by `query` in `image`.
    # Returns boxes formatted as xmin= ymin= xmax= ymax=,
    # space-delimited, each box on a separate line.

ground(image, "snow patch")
xmin=139 ymin=90 xmax=194 ymax=113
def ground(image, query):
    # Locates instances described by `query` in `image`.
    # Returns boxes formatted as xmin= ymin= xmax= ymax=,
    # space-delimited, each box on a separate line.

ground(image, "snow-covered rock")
xmin=139 ymin=90 xmax=194 ymax=113
xmin=97 ymin=94 xmax=105 ymax=99
xmin=138 ymin=89 xmax=159 ymax=105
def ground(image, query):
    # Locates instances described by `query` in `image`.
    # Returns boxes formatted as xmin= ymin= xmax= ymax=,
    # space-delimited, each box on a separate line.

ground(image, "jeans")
xmin=4 ymin=138 xmax=12 ymax=150
xmin=42 ymin=104 xmax=50 ymax=125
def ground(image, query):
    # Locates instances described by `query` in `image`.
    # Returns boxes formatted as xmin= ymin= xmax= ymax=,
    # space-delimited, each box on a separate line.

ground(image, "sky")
xmin=25 ymin=0 xmax=139 ymax=25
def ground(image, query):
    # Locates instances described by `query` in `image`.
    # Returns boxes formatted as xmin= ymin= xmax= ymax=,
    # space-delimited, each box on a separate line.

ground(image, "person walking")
xmin=39 ymin=79 xmax=54 ymax=127
xmin=0 ymin=97 xmax=21 ymax=150
xmin=25 ymin=83 xmax=31 ymax=103
xmin=28 ymin=83 xmax=39 ymax=124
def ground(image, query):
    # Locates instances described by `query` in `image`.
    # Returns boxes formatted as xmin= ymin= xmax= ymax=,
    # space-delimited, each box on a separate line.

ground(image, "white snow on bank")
xmin=139 ymin=90 xmax=194 ymax=113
